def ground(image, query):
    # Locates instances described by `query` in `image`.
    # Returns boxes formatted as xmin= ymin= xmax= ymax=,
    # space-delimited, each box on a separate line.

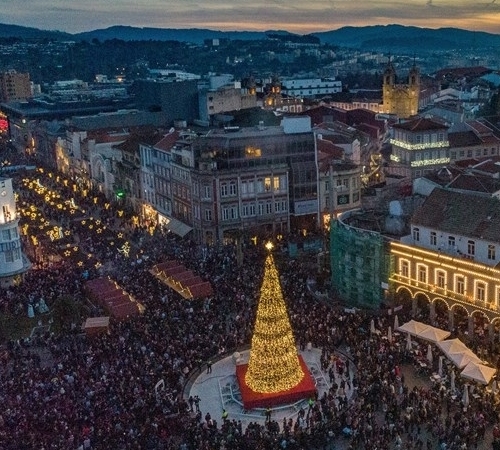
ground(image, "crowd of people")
xmin=1 ymin=166 xmax=500 ymax=449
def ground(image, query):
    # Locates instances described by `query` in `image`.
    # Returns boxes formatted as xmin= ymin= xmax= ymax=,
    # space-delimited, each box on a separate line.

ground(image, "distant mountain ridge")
xmin=1 ymin=22 xmax=500 ymax=52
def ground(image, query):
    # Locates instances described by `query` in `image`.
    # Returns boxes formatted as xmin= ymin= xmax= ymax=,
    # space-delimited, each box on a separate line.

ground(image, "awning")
xmin=160 ymin=216 xmax=192 ymax=237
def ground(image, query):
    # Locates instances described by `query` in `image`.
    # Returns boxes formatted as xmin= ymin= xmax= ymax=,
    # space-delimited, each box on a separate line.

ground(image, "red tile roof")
xmin=393 ymin=117 xmax=448 ymax=132
xmin=155 ymin=130 xmax=180 ymax=151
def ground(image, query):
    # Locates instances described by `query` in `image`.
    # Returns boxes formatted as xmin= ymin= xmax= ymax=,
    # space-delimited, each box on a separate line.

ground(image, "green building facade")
xmin=330 ymin=213 xmax=392 ymax=309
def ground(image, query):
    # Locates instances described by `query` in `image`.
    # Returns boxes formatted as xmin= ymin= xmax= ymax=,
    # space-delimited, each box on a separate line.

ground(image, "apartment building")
xmin=391 ymin=188 xmax=500 ymax=339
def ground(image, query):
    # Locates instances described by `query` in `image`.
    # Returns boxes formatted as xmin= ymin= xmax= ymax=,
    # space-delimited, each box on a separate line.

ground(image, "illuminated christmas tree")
xmin=245 ymin=243 xmax=304 ymax=393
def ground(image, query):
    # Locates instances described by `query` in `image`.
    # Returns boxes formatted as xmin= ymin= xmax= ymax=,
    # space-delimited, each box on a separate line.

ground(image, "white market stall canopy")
xmin=397 ymin=320 xmax=430 ymax=336
xmin=416 ymin=325 xmax=451 ymax=343
xmin=446 ymin=351 xmax=482 ymax=369
xmin=437 ymin=338 xmax=470 ymax=355
xmin=460 ymin=361 xmax=496 ymax=385
xmin=437 ymin=338 xmax=482 ymax=369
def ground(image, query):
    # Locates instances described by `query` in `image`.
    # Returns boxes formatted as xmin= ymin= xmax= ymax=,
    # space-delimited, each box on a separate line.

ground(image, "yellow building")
xmin=382 ymin=61 xmax=420 ymax=119
xmin=390 ymin=188 xmax=500 ymax=342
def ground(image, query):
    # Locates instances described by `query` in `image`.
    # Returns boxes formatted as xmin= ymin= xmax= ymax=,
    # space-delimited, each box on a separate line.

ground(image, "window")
xmin=1 ymin=229 xmax=10 ymax=241
xmin=2 ymin=205 xmax=11 ymax=222
xmin=497 ymin=287 xmax=500 ymax=307
xmin=220 ymin=183 xmax=228 ymax=197
xmin=448 ymin=236 xmax=455 ymax=247
xmin=488 ymin=245 xmax=496 ymax=260
xmin=229 ymin=181 xmax=237 ymax=196
xmin=400 ymin=260 xmax=409 ymax=278
xmin=265 ymin=202 xmax=273 ymax=215
xmin=436 ymin=271 xmax=446 ymax=289
xmin=222 ymin=206 xmax=237 ymax=221
xmin=476 ymin=282 xmax=486 ymax=302
xmin=412 ymin=227 xmax=420 ymax=242
xmin=417 ymin=265 xmax=427 ymax=283
xmin=430 ymin=231 xmax=437 ymax=246
xmin=204 ymin=209 xmax=212 ymax=221
xmin=203 ymin=185 xmax=211 ymax=200
xmin=5 ymin=250 xmax=13 ymax=263
xmin=455 ymin=276 xmax=465 ymax=295
xmin=467 ymin=240 xmax=475 ymax=257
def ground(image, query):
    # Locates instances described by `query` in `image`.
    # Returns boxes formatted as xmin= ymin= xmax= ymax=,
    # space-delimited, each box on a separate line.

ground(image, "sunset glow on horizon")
xmin=2 ymin=0 xmax=500 ymax=35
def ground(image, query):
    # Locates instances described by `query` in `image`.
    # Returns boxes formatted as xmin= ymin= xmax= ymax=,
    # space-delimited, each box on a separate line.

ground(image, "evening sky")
xmin=2 ymin=1 xmax=500 ymax=35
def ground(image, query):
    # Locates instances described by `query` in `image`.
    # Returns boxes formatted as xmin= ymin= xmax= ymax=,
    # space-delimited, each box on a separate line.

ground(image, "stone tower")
xmin=382 ymin=58 xmax=420 ymax=119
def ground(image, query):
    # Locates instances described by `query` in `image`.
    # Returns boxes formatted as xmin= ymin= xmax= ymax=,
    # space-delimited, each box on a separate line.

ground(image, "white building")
xmin=0 ymin=177 xmax=30 ymax=287
xmin=281 ymin=78 xmax=342 ymax=98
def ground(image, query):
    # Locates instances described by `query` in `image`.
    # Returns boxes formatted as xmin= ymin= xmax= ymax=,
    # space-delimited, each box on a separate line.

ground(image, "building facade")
xmin=281 ymin=78 xmax=342 ymax=98
xmin=0 ymin=70 xmax=31 ymax=102
xmin=0 ymin=177 xmax=30 ymax=287
xmin=382 ymin=62 xmax=420 ymax=119
xmin=390 ymin=188 xmax=500 ymax=341
xmin=183 ymin=117 xmax=315 ymax=243
xmin=330 ymin=210 xmax=392 ymax=309
xmin=388 ymin=117 xmax=450 ymax=179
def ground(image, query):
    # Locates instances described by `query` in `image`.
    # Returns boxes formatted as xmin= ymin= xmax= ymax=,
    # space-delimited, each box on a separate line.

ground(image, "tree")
xmin=245 ymin=245 xmax=304 ymax=393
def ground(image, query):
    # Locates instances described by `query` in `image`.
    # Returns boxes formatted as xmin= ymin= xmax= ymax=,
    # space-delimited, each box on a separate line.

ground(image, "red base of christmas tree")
xmin=236 ymin=355 xmax=317 ymax=410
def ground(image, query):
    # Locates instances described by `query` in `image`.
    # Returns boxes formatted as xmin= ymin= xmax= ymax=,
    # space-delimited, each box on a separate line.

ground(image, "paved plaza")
xmin=187 ymin=347 xmax=338 ymax=431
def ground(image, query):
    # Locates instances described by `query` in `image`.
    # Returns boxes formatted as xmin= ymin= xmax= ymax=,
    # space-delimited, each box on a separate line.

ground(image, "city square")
xmin=1 ymin=163 xmax=500 ymax=449
xmin=1 ymin=15 xmax=500 ymax=449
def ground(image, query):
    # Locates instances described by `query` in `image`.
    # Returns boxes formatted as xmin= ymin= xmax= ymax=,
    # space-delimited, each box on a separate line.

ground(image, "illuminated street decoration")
xmin=118 ymin=242 xmax=131 ymax=258
xmin=411 ymin=158 xmax=451 ymax=167
xmin=390 ymin=139 xmax=449 ymax=150
xmin=245 ymin=242 xmax=304 ymax=393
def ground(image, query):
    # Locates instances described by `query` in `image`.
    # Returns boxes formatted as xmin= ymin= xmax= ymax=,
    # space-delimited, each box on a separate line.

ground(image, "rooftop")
xmin=393 ymin=117 xmax=449 ymax=132
xmin=412 ymin=188 xmax=500 ymax=243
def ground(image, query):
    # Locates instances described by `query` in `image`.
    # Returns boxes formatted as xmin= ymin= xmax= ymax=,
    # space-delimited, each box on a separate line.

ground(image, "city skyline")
xmin=2 ymin=0 xmax=500 ymax=35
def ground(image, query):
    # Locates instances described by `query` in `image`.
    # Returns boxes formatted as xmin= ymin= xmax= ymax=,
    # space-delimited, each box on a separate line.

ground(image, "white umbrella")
xmin=370 ymin=319 xmax=375 ymax=334
xmin=450 ymin=370 xmax=456 ymax=393
xmin=437 ymin=338 xmax=469 ymax=355
xmin=462 ymin=384 xmax=469 ymax=407
xmin=397 ymin=319 xmax=430 ymax=337
xmin=394 ymin=315 xmax=399 ymax=331
xmin=406 ymin=332 xmax=412 ymax=351
xmin=387 ymin=326 xmax=392 ymax=342
xmin=460 ymin=361 xmax=497 ymax=385
xmin=427 ymin=344 xmax=433 ymax=365
xmin=417 ymin=326 xmax=451 ymax=343
xmin=438 ymin=356 xmax=444 ymax=377
xmin=446 ymin=350 xmax=482 ymax=369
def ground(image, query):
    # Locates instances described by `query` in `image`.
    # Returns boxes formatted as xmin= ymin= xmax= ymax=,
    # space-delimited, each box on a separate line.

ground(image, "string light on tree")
xmin=245 ymin=241 xmax=304 ymax=393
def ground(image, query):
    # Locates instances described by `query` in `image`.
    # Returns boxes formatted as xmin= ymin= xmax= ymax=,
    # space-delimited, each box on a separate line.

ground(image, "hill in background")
xmin=0 ymin=22 xmax=499 ymax=53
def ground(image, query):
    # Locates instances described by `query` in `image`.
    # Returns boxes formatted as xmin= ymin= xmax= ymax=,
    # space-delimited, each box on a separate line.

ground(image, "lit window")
xmin=488 ymin=245 xmax=496 ymax=260
xmin=455 ymin=276 xmax=465 ymax=295
xmin=476 ymin=282 xmax=486 ymax=302
xmin=245 ymin=146 xmax=261 ymax=158
xmin=400 ymin=260 xmax=409 ymax=278
xmin=436 ymin=271 xmax=446 ymax=289
xmin=417 ymin=265 xmax=427 ymax=283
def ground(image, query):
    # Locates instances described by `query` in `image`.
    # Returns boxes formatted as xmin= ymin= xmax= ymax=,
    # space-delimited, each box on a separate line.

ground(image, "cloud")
xmin=0 ymin=0 xmax=499 ymax=34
